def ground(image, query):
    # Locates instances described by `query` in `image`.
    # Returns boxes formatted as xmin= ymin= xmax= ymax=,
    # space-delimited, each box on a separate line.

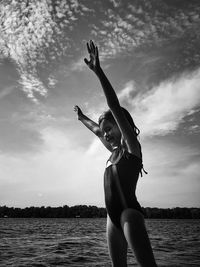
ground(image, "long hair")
xmin=98 ymin=107 xmax=140 ymax=137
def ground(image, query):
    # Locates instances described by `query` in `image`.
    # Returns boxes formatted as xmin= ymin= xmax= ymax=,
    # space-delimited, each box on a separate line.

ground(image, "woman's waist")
xmin=104 ymin=192 xmax=141 ymax=210
xmin=104 ymin=168 xmax=139 ymax=189
xmin=104 ymin=181 xmax=136 ymax=195
xmin=104 ymin=183 xmax=137 ymax=202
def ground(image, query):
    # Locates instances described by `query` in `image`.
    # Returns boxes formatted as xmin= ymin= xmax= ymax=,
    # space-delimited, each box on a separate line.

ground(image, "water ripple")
xmin=0 ymin=218 xmax=200 ymax=266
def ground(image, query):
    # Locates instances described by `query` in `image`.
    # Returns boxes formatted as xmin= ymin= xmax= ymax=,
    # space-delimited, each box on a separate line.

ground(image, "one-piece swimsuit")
xmin=104 ymin=147 xmax=144 ymax=229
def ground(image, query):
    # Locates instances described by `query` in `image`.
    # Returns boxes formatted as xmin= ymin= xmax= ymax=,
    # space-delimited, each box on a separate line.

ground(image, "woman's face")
xmin=100 ymin=119 xmax=121 ymax=148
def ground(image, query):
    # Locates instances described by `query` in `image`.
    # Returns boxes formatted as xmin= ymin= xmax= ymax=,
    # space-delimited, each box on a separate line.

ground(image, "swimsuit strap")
xmin=140 ymin=164 xmax=148 ymax=177
xmin=111 ymin=164 xmax=128 ymax=209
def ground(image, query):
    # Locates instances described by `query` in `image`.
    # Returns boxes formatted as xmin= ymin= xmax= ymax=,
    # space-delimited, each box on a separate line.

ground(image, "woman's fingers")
xmin=90 ymin=40 xmax=96 ymax=54
xmin=85 ymin=40 xmax=99 ymax=70
xmin=86 ymin=42 xmax=91 ymax=53
xmin=84 ymin=58 xmax=89 ymax=65
xmin=87 ymin=41 xmax=94 ymax=54
xmin=95 ymin=45 xmax=99 ymax=58
xmin=74 ymin=105 xmax=82 ymax=115
xmin=86 ymin=40 xmax=97 ymax=56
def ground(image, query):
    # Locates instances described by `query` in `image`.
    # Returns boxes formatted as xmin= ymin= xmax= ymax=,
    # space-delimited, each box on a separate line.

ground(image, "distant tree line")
xmin=0 ymin=205 xmax=106 ymax=218
xmin=144 ymin=207 xmax=200 ymax=219
xmin=0 ymin=205 xmax=200 ymax=219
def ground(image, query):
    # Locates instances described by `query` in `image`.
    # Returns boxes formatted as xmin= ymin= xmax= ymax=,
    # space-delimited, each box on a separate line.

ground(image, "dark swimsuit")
xmin=104 ymin=147 xmax=144 ymax=229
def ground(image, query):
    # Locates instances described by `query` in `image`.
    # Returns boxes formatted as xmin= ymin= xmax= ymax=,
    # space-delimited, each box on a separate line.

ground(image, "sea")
xmin=0 ymin=218 xmax=200 ymax=266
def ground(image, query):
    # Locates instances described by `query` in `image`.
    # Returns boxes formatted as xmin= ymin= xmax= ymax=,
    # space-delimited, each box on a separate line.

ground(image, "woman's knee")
xmin=120 ymin=208 xmax=144 ymax=227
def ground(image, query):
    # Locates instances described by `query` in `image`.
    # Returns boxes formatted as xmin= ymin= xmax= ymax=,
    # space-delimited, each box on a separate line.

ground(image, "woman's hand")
xmin=74 ymin=105 xmax=84 ymax=120
xmin=84 ymin=40 xmax=101 ymax=73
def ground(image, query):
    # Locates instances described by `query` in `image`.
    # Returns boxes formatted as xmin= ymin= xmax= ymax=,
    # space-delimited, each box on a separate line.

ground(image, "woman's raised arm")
xmin=84 ymin=41 xmax=141 ymax=158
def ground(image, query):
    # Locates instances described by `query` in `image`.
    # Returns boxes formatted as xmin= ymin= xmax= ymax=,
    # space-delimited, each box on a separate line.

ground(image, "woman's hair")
xmin=98 ymin=107 xmax=140 ymax=137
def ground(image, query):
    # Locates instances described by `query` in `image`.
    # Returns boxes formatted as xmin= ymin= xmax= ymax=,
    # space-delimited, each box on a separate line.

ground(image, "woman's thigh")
xmin=106 ymin=215 xmax=128 ymax=267
xmin=120 ymin=208 xmax=157 ymax=267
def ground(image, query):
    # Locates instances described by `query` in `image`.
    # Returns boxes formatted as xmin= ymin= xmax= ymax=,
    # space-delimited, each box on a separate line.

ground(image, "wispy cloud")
xmin=70 ymin=56 xmax=86 ymax=72
xmin=137 ymin=139 xmax=200 ymax=208
xmin=0 ymin=0 xmax=78 ymax=102
xmin=0 ymin=127 xmax=106 ymax=207
xmin=119 ymin=69 xmax=200 ymax=136
xmin=109 ymin=0 xmax=121 ymax=8
xmin=1 ymin=0 xmax=200 ymax=102
xmin=91 ymin=1 xmax=200 ymax=82
xmin=80 ymin=68 xmax=200 ymax=138
xmin=1 ymin=0 xmax=200 ymax=209
xmin=117 ymin=81 xmax=137 ymax=103
xmin=19 ymin=71 xmax=48 ymax=103
xmin=1 ymin=1 xmax=53 ymax=101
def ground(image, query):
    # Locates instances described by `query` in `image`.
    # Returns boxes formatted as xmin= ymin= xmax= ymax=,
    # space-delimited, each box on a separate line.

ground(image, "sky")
xmin=0 ymin=0 xmax=200 ymax=209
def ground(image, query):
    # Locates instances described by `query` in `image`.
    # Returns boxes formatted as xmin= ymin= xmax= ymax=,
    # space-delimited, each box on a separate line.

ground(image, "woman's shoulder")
xmin=106 ymin=147 xmax=142 ymax=168
xmin=123 ymin=149 xmax=142 ymax=162
xmin=121 ymin=138 xmax=142 ymax=160
xmin=110 ymin=146 xmax=142 ymax=163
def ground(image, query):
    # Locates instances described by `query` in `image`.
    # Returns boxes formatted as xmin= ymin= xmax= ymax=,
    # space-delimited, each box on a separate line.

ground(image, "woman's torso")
xmin=104 ymin=147 xmax=143 ymax=227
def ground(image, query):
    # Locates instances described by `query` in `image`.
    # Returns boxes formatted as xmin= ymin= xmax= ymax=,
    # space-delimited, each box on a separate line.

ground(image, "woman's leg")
xmin=106 ymin=215 xmax=128 ymax=267
xmin=120 ymin=208 xmax=157 ymax=267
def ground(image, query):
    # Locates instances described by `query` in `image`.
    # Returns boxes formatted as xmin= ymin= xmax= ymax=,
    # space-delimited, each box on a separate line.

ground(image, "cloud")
xmin=0 ymin=1 xmax=52 ymax=101
xmin=0 ymin=0 xmax=74 ymax=102
xmin=0 ymin=0 xmax=96 ymax=102
xmin=71 ymin=56 xmax=86 ymax=72
xmin=109 ymin=0 xmax=121 ymax=8
xmin=137 ymin=139 xmax=200 ymax=208
xmin=119 ymin=69 xmax=200 ymax=136
xmin=19 ymin=71 xmax=48 ymax=103
xmin=1 ymin=124 xmax=199 ymax=207
xmin=0 ymin=99 xmax=58 ymax=154
xmin=188 ymin=124 xmax=200 ymax=134
xmin=0 ymin=118 xmax=44 ymax=155
xmin=1 ymin=0 xmax=199 ymax=102
xmin=117 ymin=81 xmax=137 ymax=102
xmin=0 ymin=127 xmax=107 ymax=207
xmin=90 ymin=0 xmax=200 ymax=81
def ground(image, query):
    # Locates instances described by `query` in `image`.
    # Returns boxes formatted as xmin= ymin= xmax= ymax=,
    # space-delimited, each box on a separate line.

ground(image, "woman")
xmin=74 ymin=40 xmax=157 ymax=267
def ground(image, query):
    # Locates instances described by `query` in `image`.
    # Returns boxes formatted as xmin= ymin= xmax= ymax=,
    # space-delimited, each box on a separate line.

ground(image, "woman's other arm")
xmin=74 ymin=105 xmax=113 ymax=152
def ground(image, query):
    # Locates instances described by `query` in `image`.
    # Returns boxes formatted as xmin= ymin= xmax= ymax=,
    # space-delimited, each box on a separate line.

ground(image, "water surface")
xmin=0 ymin=218 xmax=200 ymax=266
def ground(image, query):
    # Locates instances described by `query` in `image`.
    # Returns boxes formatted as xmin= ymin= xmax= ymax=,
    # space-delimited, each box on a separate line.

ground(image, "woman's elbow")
xmin=95 ymin=128 xmax=103 ymax=137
